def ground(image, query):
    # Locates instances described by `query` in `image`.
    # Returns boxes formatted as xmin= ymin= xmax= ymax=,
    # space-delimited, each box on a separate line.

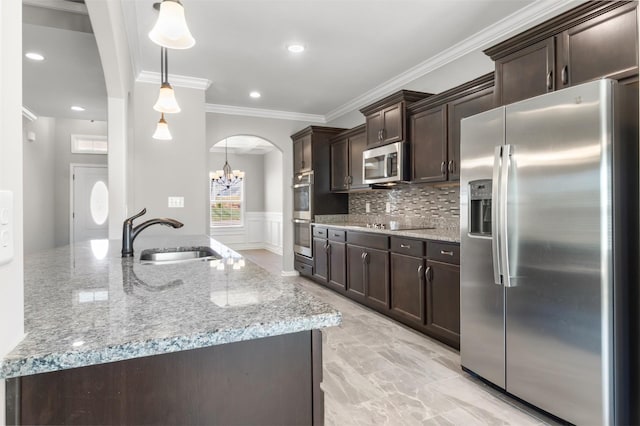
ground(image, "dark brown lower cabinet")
xmin=390 ymin=253 xmax=425 ymax=324
xmin=347 ymin=245 xmax=390 ymax=311
xmin=425 ymin=260 xmax=461 ymax=347
xmin=346 ymin=245 xmax=367 ymax=299
xmin=6 ymin=331 xmax=324 ymax=426
xmin=313 ymin=237 xmax=328 ymax=282
xmin=327 ymin=241 xmax=346 ymax=292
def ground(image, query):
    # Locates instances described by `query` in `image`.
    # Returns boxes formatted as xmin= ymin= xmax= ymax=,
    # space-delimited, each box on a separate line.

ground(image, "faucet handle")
xmin=125 ymin=208 xmax=147 ymax=224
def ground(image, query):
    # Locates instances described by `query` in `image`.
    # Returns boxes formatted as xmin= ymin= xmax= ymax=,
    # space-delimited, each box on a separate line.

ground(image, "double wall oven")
xmin=293 ymin=171 xmax=313 ymax=257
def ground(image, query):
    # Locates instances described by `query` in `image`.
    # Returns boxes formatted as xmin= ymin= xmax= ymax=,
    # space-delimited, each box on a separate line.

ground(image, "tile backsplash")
xmin=348 ymin=183 xmax=460 ymax=229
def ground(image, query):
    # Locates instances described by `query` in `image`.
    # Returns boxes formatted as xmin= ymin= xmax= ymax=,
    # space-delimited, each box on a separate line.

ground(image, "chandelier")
xmin=212 ymin=138 xmax=245 ymax=188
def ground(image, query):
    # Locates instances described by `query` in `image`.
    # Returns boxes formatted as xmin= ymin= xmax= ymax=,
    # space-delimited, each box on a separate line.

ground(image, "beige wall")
xmin=264 ymin=150 xmax=283 ymax=213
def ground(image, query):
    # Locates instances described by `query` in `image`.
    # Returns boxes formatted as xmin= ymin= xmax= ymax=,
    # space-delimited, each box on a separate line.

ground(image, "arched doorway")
xmin=207 ymin=135 xmax=284 ymax=274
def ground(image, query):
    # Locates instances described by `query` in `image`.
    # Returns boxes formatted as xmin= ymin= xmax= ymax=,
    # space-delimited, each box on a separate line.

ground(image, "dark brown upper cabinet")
xmin=486 ymin=1 xmax=638 ymax=106
xmin=330 ymin=125 xmax=368 ymax=192
xmin=293 ymin=134 xmax=312 ymax=174
xmin=408 ymin=73 xmax=495 ymax=183
xmin=360 ymin=90 xmax=431 ymax=148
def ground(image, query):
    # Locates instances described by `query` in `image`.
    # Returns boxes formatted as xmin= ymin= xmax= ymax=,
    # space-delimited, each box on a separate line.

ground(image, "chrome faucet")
xmin=121 ymin=208 xmax=184 ymax=257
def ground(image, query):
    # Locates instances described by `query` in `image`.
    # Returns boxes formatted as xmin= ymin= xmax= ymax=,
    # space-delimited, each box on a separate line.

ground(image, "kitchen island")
xmin=1 ymin=235 xmax=341 ymax=425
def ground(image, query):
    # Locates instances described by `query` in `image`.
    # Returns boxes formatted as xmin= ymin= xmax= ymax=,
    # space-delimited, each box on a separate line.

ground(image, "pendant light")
xmin=152 ymin=113 xmax=173 ymax=140
xmin=212 ymin=139 xmax=245 ymax=187
xmin=153 ymin=47 xmax=181 ymax=113
xmin=149 ymin=0 xmax=196 ymax=50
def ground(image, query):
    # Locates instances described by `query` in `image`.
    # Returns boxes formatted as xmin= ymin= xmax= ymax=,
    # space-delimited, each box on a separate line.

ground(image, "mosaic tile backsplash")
xmin=348 ymin=183 xmax=460 ymax=229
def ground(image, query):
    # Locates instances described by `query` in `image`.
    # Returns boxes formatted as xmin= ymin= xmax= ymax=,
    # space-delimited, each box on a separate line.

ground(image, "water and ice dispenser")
xmin=469 ymin=180 xmax=492 ymax=236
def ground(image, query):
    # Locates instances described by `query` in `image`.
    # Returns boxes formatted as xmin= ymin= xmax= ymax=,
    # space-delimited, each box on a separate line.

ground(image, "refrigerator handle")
xmin=500 ymin=144 xmax=513 ymax=287
xmin=491 ymin=146 xmax=503 ymax=285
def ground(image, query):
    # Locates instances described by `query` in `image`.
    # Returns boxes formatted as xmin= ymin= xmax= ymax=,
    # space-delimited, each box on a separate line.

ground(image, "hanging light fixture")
xmin=153 ymin=47 xmax=181 ymax=113
xmin=152 ymin=113 xmax=172 ymax=140
xmin=212 ymin=139 xmax=245 ymax=187
xmin=149 ymin=0 xmax=196 ymax=50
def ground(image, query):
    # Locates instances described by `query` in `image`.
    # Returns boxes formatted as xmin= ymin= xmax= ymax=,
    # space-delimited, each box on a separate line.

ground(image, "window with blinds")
xmin=210 ymin=174 xmax=244 ymax=227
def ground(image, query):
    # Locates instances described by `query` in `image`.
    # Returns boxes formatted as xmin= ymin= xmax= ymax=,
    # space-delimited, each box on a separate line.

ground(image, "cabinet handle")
xmin=440 ymin=250 xmax=454 ymax=256
xmin=546 ymin=70 xmax=553 ymax=90
xmin=325 ymin=244 xmax=330 ymax=254
xmin=561 ymin=65 xmax=568 ymax=85
xmin=418 ymin=264 xmax=425 ymax=280
xmin=333 ymin=233 xmax=341 ymax=237
xmin=425 ymin=266 xmax=432 ymax=282
xmin=363 ymin=252 xmax=370 ymax=264
xmin=361 ymin=252 xmax=365 ymax=262
xmin=440 ymin=161 xmax=446 ymax=175
xmin=448 ymin=160 xmax=454 ymax=174
xmin=381 ymin=128 xmax=385 ymax=140
xmin=400 ymin=244 xmax=411 ymax=249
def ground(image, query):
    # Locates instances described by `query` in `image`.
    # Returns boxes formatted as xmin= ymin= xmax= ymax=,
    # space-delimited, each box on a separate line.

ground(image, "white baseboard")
xmin=264 ymin=243 xmax=283 ymax=256
xmin=281 ymin=270 xmax=300 ymax=277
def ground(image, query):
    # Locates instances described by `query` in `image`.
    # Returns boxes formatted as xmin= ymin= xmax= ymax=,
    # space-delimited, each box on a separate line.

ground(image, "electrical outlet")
xmin=365 ymin=202 xmax=371 ymax=213
xmin=168 ymin=196 xmax=184 ymax=208
xmin=385 ymin=202 xmax=391 ymax=213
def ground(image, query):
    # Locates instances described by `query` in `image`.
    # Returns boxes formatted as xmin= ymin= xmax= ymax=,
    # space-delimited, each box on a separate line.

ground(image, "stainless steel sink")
xmin=140 ymin=246 xmax=221 ymax=264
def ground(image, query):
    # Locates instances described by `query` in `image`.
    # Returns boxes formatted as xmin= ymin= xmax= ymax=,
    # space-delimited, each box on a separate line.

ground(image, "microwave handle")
xmin=385 ymin=154 xmax=391 ymax=178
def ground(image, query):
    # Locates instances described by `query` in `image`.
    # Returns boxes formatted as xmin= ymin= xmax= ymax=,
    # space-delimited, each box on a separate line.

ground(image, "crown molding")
xmin=324 ymin=0 xmax=584 ymax=123
xmin=205 ymin=104 xmax=326 ymax=124
xmin=136 ymin=71 xmax=212 ymax=90
xmin=23 ymin=0 xmax=88 ymax=15
xmin=22 ymin=106 xmax=38 ymax=122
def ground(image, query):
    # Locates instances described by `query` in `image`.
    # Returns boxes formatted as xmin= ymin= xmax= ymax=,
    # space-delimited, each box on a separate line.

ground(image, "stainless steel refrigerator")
xmin=460 ymin=79 xmax=638 ymax=425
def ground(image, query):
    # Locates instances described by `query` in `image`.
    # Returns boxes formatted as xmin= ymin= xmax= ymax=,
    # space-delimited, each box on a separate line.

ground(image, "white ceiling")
xmin=210 ymin=135 xmax=277 ymax=155
xmin=124 ymin=0 xmax=536 ymax=116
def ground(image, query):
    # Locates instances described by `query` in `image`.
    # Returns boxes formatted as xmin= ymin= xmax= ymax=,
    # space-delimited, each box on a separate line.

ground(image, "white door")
xmin=72 ymin=165 xmax=108 ymax=243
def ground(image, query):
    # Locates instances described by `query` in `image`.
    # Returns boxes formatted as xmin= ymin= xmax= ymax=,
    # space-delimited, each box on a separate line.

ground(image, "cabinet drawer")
xmin=312 ymin=227 xmax=327 ymax=238
xmin=427 ymin=241 xmax=460 ymax=265
xmin=294 ymin=254 xmax=313 ymax=266
xmin=346 ymin=231 xmax=389 ymax=250
xmin=294 ymin=261 xmax=313 ymax=277
xmin=390 ymin=237 xmax=424 ymax=257
xmin=328 ymin=229 xmax=346 ymax=242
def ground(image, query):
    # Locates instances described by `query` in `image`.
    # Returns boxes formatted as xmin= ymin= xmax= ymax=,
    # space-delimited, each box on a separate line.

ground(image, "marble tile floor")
xmin=239 ymin=250 xmax=559 ymax=426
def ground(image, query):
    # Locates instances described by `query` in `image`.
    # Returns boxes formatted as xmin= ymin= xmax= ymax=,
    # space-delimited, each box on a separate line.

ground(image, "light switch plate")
xmin=168 ymin=196 xmax=184 ymax=208
xmin=0 ymin=190 xmax=14 ymax=266
xmin=365 ymin=202 xmax=371 ymax=213
xmin=385 ymin=202 xmax=391 ymax=213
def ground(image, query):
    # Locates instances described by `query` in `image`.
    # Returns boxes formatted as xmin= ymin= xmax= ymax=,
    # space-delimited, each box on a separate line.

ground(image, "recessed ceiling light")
xmin=71 ymin=106 xmax=85 ymax=112
xmin=287 ymin=44 xmax=305 ymax=53
xmin=25 ymin=52 xmax=45 ymax=61
xmin=249 ymin=91 xmax=261 ymax=99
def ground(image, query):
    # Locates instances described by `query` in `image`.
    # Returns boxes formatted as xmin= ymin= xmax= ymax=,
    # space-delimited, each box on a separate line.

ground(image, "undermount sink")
xmin=140 ymin=246 xmax=221 ymax=264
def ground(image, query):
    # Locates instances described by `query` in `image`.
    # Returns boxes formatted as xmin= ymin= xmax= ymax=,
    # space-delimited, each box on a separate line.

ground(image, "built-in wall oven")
xmin=293 ymin=171 xmax=313 ymax=257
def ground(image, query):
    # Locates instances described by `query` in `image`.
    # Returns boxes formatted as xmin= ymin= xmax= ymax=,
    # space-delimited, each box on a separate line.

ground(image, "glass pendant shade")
xmin=153 ymin=82 xmax=181 ymax=113
xmin=152 ymin=114 xmax=173 ymax=140
xmin=149 ymin=0 xmax=196 ymax=50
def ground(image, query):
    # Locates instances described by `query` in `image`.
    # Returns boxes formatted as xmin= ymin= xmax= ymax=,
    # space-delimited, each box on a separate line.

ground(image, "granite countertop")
xmin=0 ymin=235 xmax=341 ymax=379
xmin=313 ymin=222 xmax=460 ymax=243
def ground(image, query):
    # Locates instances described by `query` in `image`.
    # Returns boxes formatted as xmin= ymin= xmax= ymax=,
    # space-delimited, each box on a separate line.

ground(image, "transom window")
xmin=210 ymin=173 xmax=244 ymax=227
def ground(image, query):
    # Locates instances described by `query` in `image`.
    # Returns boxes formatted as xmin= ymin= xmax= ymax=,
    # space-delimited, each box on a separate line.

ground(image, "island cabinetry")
xmin=359 ymin=90 xmax=431 ymax=148
xmin=330 ymin=125 xmax=367 ymax=192
xmin=409 ymin=73 xmax=495 ymax=183
xmin=486 ymin=1 xmax=638 ymax=105
xmin=424 ymin=241 xmax=461 ymax=348
xmin=7 ymin=331 xmax=324 ymax=426
xmin=345 ymin=232 xmax=390 ymax=312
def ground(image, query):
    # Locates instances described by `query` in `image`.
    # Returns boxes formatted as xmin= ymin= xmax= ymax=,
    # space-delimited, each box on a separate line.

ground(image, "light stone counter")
xmin=0 ymin=235 xmax=341 ymax=379
xmin=313 ymin=222 xmax=460 ymax=243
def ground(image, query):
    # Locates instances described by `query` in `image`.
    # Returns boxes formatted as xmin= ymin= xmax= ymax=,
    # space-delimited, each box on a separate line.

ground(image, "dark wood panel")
xmin=365 ymin=247 xmax=390 ymax=311
xmin=330 ymin=138 xmax=349 ymax=192
xmin=295 ymin=260 xmax=313 ymax=277
xmin=301 ymin=135 xmax=312 ymax=173
xmin=346 ymin=231 xmax=389 ymax=250
xmin=390 ymin=253 xmax=425 ymax=324
xmin=427 ymin=241 xmax=460 ymax=265
xmin=559 ymin=2 xmax=638 ymax=88
xmin=293 ymin=138 xmax=304 ymax=174
xmin=328 ymin=229 xmax=346 ymax=242
xmin=328 ymin=241 xmax=346 ymax=291
xmin=381 ymin=103 xmax=403 ymax=144
xmin=312 ymin=227 xmax=327 ymax=239
xmin=410 ymin=104 xmax=447 ymax=183
xmin=447 ymin=86 xmax=495 ymax=181
xmin=346 ymin=245 xmax=366 ymax=299
xmin=311 ymin=330 xmax=324 ymax=426
xmin=390 ymin=237 xmax=425 ymax=257
xmin=365 ymin=111 xmax=384 ymax=146
xmin=496 ymin=37 xmax=555 ymax=105
xmin=425 ymin=261 xmax=460 ymax=348
xmin=313 ymin=237 xmax=328 ymax=282
xmin=13 ymin=332 xmax=317 ymax=426
xmin=348 ymin=128 xmax=368 ymax=190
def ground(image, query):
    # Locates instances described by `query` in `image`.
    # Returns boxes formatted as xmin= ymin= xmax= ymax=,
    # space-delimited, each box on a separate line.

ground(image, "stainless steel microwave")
xmin=363 ymin=142 xmax=408 ymax=184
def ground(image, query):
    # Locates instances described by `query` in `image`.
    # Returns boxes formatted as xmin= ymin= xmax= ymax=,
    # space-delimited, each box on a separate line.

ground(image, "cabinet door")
xmin=410 ymin=105 xmax=447 ymax=183
xmin=293 ymin=139 xmax=304 ymax=174
xmin=348 ymin=131 xmax=368 ymax=190
xmin=330 ymin=138 xmax=349 ymax=191
xmin=496 ymin=38 xmax=555 ymax=105
xmin=312 ymin=237 xmax=328 ymax=282
xmin=381 ymin=103 xmax=403 ymax=144
xmin=558 ymin=3 xmax=638 ymax=89
xmin=425 ymin=260 xmax=460 ymax=347
xmin=390 ymin=253 xmax=425 ymax=324
xmin=301 ymin=135 xmax=312 ymax=172
xmin=366 ymin=111 xmax=384 ymax=146
xmin=328 ymin=241 xmax=346 ymax=292
xmin=346 ymin=245 xmax=366 ymax=299
xmin=364 ymin=248 xmax=390 ymax=311
xmin=447 ymin=87 xmax=495 ymax=181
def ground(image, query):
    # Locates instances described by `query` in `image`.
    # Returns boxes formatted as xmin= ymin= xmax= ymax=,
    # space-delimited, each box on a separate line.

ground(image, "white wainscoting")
xmin=210 ymin=212 xmax=283 ymax=255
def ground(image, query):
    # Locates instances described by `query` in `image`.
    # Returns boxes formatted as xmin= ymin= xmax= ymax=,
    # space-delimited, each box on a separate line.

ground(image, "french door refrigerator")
xmin=460 ymin=79 xmax=638 ymax=425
